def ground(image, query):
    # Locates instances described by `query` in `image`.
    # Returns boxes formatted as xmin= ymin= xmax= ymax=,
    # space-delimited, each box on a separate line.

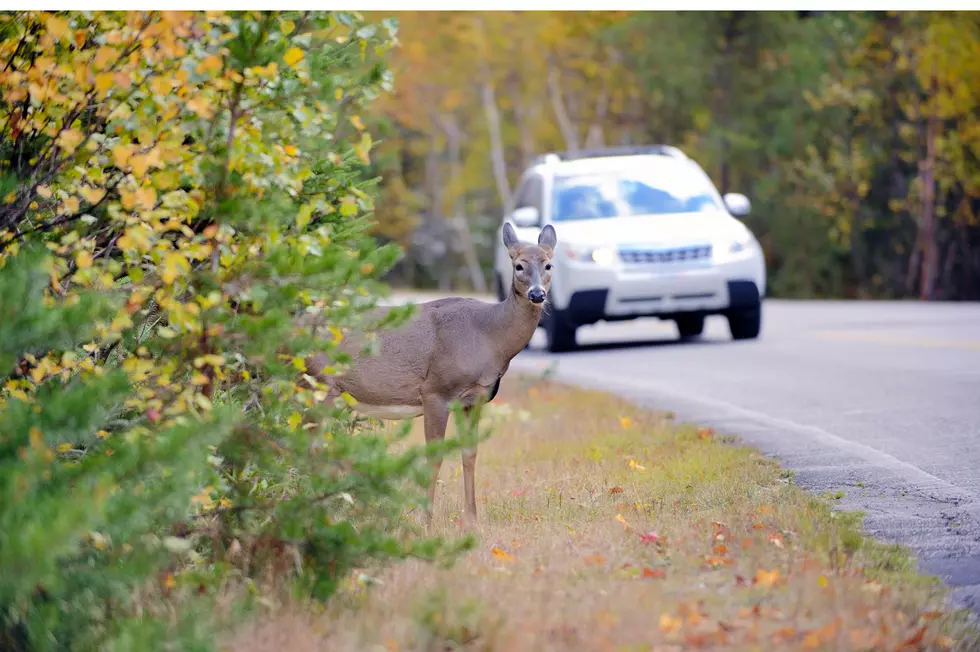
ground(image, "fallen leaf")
xmin=642 ymin=567 xmax=665 ymax=579
xmin=755 ymin=568 xmax=781 ymax=587
xmin=768 ymin=532 xmax=784 ymax=548
xmin=659 ymin=613 xmax=681 ymax=634
xmin=490 ymin=547 xmax=513 ymax=562
xmin=583 ymin=553 xmax=606 ymax=565
xmin=628 ymin=459 xmax=646 ymax=472
xmin=697 ymin=427 xmax=715 ymax=440
xmin=639 ymin=531 xmax=663 ymax=545
xmin=713 ymin=543 xmax=728 ymax=555
xmin=903 ymin=625 xmax=927 ymax=647
xmin=704 ymin=556 xmax=732 ymax=568
xmin=619 ymin=416 xmax=633 ymax=429
xmin=817 ymin=575 xmax=829 ymax=588
xmin=609 ymin=487 xmax=624 ymax=495
xmin=735 ymin=574 xmax=747 ymax=586
xmin=616 ymin=513 xmax=632 ymax=530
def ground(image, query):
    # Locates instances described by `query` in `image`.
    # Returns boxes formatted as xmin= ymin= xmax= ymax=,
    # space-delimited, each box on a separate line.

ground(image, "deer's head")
xmin=502 ymin=222 xmax=557 ymax=305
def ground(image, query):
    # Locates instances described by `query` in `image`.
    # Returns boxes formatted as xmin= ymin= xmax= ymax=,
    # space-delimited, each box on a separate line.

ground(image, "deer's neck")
xmin=489 ymin=286 xmax=543 ymax=362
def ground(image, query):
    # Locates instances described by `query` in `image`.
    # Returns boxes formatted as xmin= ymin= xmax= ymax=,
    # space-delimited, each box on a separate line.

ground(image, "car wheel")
xmin=545 ymin=307 xmax=577 ymax=353
xmin=727 ymin=305 xmax=761 ymax=340
xmin=675 ymin=314 xmax=705 ymax=340
xmin=494 ymin=273 xmax=507 ymax=302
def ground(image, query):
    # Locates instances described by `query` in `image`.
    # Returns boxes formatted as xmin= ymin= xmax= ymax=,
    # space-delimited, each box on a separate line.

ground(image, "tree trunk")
xmin=918 ymin=74 xmax=940 ymax=301
xmin=584 ymin=87 xmax=609 ymax=149
xmin=547 ymin=61 xmax=579 ymax=153
xmin=510 ymin=75 xmax=536 ymax=171
xmin=481 ymin=80 xmax=513 ymax=213
xmin=437 ymin=112 xmax=488 ymax=294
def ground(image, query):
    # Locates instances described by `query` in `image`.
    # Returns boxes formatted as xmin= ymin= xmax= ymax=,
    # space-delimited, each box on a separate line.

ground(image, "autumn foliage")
xmin=0 ymin=11 xmax=465 ymax=650
xmin=369 ymin=12 xmax=980 ymax=300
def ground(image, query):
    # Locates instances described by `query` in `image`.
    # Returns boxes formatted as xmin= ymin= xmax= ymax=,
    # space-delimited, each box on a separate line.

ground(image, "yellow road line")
xmin=813 ymin=330 xmax=980 ymax=351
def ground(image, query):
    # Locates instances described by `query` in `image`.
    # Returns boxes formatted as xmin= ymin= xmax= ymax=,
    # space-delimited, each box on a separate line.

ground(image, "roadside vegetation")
xmin=227 ymin=377 xmax=979 ymax=651
xmin=0 ymin=11 xmax=468 ymax=651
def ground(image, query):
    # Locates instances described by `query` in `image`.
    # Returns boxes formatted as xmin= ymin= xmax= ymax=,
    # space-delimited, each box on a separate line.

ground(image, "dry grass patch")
xmin=225 ymin=377 xmax=979 ymax=651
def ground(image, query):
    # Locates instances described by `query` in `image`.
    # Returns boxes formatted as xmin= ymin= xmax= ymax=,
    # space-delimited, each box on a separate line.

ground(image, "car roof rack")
xmin=530 ymin=145 xmax=687 ymax=167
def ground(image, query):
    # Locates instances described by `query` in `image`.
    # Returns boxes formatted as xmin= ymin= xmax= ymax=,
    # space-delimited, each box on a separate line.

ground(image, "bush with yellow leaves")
xmin=0 ymin=11 xmax=469 ymax=651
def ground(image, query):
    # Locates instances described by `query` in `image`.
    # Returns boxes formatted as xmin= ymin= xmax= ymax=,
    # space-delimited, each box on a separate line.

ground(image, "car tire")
xmin=675 ymin=314 xmax=705 ymax=340
xmin=544 ymin=307 xmax=577 ymax=353
xmin=494 ymin=273 xmax=507 ymax=302
xmin=727 ymin=305 xmax=762 ymax=340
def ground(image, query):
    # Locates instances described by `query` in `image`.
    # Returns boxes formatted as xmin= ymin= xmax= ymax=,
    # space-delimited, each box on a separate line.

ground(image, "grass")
xmin=224 ymin=376 xmax=979 ymax=651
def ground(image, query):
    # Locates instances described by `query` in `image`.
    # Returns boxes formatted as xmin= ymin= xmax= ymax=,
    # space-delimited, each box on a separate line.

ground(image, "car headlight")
xmin=728 ymin=234 xmax=755 ymax=255
xmin=565 ymin=244 xmax=617 ymax=265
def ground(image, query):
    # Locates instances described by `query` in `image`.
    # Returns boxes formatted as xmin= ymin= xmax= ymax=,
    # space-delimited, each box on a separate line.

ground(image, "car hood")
xmin=548 ymin=211 xmax=750 ymax=250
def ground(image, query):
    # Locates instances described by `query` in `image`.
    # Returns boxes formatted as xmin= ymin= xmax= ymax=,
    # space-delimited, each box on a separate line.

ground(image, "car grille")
xmin=618 ymin=245 xmax=713 ymax=264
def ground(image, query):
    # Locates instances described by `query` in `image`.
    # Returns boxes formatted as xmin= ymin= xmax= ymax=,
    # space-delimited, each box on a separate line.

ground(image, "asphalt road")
xmin=390 ymin=293 xmax=980 ymax=611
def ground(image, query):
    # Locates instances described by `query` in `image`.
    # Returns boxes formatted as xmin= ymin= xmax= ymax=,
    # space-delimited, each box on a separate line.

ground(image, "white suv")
xmin=492 ymin=146 xmax=766 ymax=352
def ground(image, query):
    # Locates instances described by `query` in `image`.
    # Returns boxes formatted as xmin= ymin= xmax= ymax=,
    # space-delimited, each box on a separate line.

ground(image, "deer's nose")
xmin=527 ymin=286 xmax=547 ymax=304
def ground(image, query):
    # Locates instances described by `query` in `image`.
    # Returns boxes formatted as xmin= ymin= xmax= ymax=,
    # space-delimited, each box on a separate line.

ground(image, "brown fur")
xmin=307 ymin=223 xmax=558 ymax=525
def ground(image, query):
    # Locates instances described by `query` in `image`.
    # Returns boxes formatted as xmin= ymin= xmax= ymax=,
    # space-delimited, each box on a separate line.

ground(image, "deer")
xmin=305 ymin=222 xmax=557 ymax=526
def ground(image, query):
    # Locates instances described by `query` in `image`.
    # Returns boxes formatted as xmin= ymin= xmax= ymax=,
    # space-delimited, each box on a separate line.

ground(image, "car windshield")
xmin=550 ymin=162 xmax=722 ymax=222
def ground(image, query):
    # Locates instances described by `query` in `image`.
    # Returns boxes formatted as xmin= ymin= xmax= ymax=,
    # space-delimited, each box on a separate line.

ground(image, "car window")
xmin=550 ymin=161 xmax=722 ymax=222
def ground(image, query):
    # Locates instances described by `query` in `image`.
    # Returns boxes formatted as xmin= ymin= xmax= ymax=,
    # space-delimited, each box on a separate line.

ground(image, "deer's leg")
xmin=461 ymin=404 xmax=482 ymax=525
xmin=422 ymin=395 xmax=450 ymax=528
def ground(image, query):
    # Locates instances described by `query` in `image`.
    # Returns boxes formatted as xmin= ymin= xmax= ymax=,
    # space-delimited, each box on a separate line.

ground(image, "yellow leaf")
xmin=350 ymin=115 xmax=365 ymax=131
xmin=292 ymin=356 xmax=307 ymax=372
xmin=94 ymin=46 xmax=116 ymax=70
xmin=94 ymin=72 xmax=114 ymax=95
xmin=616 ymin=513 xmax=632 ymax=530
xmin=130 ymin=154 xmax=151 ymax=178
xmin=57 ymin=443 xmax=72 ymax=453
xmin=161 ymin=251 xmax=190 ymax=285
xmin=112 ymin=144 xmax=135 ymax=169
xmin=76 ymin=250 xmax=93 ymax=269
xmin=288 ymin=412 xmax=302 ymax=431
xmin=281 ymin=18 xmax=295 ymax=34
xmin=97 ymin=430 xmax=109 ymax=439
xmin=186 ymin=96 xmax=214 ymax=119
xmin=197 ymin=54 xmax=223 ymax=73
xmin=619 ymin=416 xmax=633 ymax=429
xmin=62 ymin=196 xmax=80 ymax=215
xmin=659 ymin=613 xmax=681 ymax=633
xmin=628 ymin=459 xmax=646 ymax=472
xmin=817 ymin=575 xmax=829 ymax=588
xmin=283 ymin=144 xmax=298 ymax=156
xmin=3 ymin=191 xmax=15 ymax=204
xmin=79 ymin=186 xmax=106 ymax=205
xmin=119 ymin=188 xmax=138 ymax=211
xmin=36 ymin=185 xmax=53 ymax=199
xmin=45 ymin=15 xmax=70 ymax=40
xmin=56 ymin=129 xmax=85 ymax=152
xmin=334 ymin=87 xmax=343 ymax=101
xmin=755 ymin=568 xmax=781 ymax=587
xmin=295 ymin=204 xmax=313 ymax=230
xmin=490 ymin=546 xmax=514 ymax=562
xmin=150 ymin=76 xmax=172 ymax=96
xmin=283 ymin=47 xmax=304 ymax=68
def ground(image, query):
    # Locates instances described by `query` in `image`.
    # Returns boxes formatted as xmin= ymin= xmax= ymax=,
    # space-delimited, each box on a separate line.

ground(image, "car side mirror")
xmin=511 ymin=206 xmax=540 ymax=228
xmin=723 ymin=193 xmax=751 ymax=218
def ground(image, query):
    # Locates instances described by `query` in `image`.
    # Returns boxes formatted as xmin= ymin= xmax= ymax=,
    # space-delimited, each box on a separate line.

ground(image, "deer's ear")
xmin=502 ymin=222 xmax=520 ymax=254
xmin=537 ymin=224 xmax=557 ymax=251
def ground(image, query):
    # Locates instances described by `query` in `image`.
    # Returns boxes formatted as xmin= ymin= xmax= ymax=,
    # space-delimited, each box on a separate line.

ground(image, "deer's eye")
xmin=544 ymin=263 xmax=552 ymax=271
xmin=515 ymin=263 xmax=524 ymax=272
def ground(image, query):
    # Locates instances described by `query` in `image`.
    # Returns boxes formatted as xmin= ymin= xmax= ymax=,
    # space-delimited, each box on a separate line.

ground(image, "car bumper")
xmin=552 ymin=253 xmax=764 ymax=324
